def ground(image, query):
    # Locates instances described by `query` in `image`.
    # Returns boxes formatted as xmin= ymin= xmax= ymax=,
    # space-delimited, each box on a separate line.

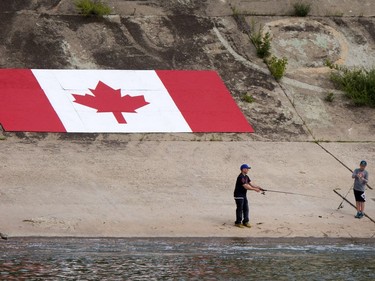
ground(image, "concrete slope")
xmin=0 ymin=0 xmax=374 ymax=237
xmin=0 ymin=136 xmax=374 ymax=237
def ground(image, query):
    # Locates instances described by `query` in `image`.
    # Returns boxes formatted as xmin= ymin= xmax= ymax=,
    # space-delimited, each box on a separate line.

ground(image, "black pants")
xmin=235 ymin=197 xmax=249 ymax=224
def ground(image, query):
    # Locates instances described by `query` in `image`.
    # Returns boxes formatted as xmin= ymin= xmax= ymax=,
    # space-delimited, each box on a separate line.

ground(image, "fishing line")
xmin=261 ymin=189 xmax=324 ymax=199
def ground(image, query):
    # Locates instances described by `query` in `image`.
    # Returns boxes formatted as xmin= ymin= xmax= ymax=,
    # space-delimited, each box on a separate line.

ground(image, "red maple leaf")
xmin=72 ymin=81 xmax=149 ymax=124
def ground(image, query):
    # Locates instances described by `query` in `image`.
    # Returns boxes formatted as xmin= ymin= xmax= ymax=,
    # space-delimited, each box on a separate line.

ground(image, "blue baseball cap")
xmin=240 ymin=164 xmax=251 ymax=170
xmin=360 ymin=160 xmax=367 ymax=166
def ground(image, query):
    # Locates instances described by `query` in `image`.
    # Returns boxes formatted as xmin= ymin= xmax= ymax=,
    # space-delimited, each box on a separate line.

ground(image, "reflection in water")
xmin=0 ymin=238 xmax=374 ymax=280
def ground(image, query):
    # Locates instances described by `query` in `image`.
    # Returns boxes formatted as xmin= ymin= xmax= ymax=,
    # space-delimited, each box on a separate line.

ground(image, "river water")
xmin=0 ymin=237 xmax=374 ymax=280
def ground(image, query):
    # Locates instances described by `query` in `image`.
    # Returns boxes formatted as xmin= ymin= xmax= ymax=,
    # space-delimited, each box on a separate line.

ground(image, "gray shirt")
xmin=352 ymin=168 xmax=369 ymax=192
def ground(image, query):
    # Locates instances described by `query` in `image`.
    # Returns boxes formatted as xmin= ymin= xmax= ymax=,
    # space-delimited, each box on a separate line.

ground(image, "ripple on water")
xmin=0 ymin=238 xmax=374 ymax=280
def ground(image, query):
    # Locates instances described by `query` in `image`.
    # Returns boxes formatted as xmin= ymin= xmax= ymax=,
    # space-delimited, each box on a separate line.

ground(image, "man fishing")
xmin=352 ymin=160 xmax=369 ymax=219
xmin=234 ymin=164 xmax=263 ymax=228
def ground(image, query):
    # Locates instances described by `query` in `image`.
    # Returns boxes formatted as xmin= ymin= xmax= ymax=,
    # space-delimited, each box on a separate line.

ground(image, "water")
xmin=0 ymin=237 xmax=374 ymax=280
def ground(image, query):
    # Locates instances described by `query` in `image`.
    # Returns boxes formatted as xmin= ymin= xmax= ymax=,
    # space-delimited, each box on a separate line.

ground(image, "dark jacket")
xmin=234 ymin=173 xmax=251 ymax=198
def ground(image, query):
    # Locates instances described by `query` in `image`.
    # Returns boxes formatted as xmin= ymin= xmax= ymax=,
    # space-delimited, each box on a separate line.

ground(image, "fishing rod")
xmin=260 ymin=188 xmax=323 ymax=198
xmin=337 ymin=185 xmax=353 ymax=209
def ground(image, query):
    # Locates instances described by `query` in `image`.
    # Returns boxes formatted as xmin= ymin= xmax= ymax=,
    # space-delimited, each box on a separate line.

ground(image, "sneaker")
xmin=358 ymin=212 xmax=364 ymax=219
xmin=243 ymin=223 xmax=251 ymax=228
xmin=355 ymin=212 xmax=361 ymax=218
xmin=235 ymin=223 xmax=244 ymax=228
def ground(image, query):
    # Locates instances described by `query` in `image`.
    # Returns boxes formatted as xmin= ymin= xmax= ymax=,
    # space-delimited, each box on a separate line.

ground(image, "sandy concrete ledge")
xmin=0 ymin=137 xmax=374 ymax=238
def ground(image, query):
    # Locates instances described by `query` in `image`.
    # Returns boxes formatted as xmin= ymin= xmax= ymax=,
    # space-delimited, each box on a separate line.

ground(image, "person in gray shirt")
xmin=352 ymin=160 xmax=369 ymax=219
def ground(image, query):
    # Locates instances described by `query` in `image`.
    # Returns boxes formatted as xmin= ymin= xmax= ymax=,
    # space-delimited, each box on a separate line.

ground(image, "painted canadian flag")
xmin=0 ymin=69 xmax=253 ymax=133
